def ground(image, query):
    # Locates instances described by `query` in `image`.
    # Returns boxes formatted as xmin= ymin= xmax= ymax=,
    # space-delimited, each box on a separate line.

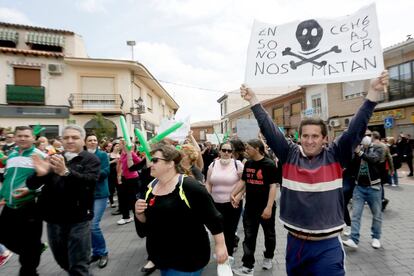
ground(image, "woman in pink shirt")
xmin=205 ymin=142 xmax=244 ymax=260
xmin=116 ymin=139 xmax=141 ymax=225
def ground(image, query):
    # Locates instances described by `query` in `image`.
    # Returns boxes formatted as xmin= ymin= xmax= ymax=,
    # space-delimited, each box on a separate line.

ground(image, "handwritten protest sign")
xmin=158 ymin=117 xmax=190 ymax=142
xmin=236 ymin=119 xmax=260 ymax=141
xmin=206 ymin=133 xmax=224 ymax=145
xmin=245 ymin=3 xmax=383 ymax=87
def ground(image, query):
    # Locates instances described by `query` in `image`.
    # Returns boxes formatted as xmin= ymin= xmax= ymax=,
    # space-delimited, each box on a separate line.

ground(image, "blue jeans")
xmin=91 ymin=197 xmax=108 ymax=256
xmin=160 ymin=268 xmax=203 ymax=276
xmin=350 ymin=185 xmax=383 ymax=244
xmin=47 ymin=221 xmax=91 ymax=276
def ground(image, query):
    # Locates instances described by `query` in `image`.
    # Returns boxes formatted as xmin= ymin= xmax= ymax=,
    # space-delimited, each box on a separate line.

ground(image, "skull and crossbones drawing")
xmin=282 ymin=19 xmax=342 ymax=69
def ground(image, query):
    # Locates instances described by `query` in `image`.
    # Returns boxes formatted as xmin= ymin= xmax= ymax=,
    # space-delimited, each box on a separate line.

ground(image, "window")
xmin=162 ymin=105 xmax=165 ymax=117
xmin=81 ymin=77 xmax=114 ymax=94
xmin=342 ymin=80 xmax=365 ymax=100
xmin=0 ymin=29 xmax=18 ymax=48
xmin=220 ymin=100 xmax=227 ymax=116
xmin=221 ymin=121 xmax=228 ymax=133
xmin=290 ymin=102 xmax=301 ymax=115
xmin=147 ymin=94 xmax=153 ymax=112
xmin=200 ymin=130 xmax=206 ymax=140
xmin=272 ymin=107 xmax=284 ymax=125
xmin=26 ymin=32 xmax=64 ymax=52
xmin=311 ymin=94 xmax=322 ymax=111
xmin=14 ymin=68 xmax=41 ymax=86
xmin=80 ymin=77 xmax=116 ymax=109
xmin=388 ymin=61 xmax=414 ymax=101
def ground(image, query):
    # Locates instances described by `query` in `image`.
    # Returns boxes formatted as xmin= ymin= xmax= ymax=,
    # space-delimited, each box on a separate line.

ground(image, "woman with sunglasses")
xmin=205 ymin=142 xmax=244 ymax=264
xmin=135 ymin=144 xmax=228 ymax=276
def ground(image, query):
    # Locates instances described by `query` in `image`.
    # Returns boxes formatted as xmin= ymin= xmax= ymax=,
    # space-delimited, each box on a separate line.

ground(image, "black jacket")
xmin=354 ymin=144 xmax=384 ymax=186
xmin=27 ymin=151 xmax=100 ymax=224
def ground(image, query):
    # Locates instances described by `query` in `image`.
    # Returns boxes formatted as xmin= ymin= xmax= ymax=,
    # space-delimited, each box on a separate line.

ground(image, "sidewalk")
xmin=2 ymin=173 xmax=414 ymax=275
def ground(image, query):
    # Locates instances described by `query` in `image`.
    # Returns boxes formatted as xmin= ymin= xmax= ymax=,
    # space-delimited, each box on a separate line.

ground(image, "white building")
xmin=0 ymin=22 xmax=178 ymax=139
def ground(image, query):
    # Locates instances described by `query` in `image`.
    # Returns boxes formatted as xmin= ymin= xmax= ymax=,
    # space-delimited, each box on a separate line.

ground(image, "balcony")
xmin=69 ymin=93 xmax=123 ymax=114
xmin=301 ymin=107 xmax=328 ymax=120
xmin=6 ymin=85 xmax=45 ymax=105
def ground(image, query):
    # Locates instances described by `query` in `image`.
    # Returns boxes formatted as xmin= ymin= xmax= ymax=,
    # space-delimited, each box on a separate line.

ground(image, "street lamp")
xmin=126 ymin=40 xmax=136 ymax=61
xmin=130 ymin=96 xmax=145 ymax=130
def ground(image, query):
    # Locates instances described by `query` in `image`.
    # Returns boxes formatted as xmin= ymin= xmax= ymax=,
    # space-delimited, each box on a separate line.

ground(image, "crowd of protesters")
xmin=0 ymin=71 xmax=412 ymax=276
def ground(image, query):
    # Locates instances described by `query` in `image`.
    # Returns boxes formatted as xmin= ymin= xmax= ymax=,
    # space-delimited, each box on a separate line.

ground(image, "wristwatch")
xmin=63 ymin=168 xmax=70 ymax=176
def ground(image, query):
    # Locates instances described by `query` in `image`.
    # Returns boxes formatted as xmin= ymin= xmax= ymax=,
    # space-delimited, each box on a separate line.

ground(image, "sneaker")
xmin=88 ymin=255 xmax=100 ymax=264
xmin=343 ymin=226 xmax=351 ymax=236
xmin=371 ymin=238 xmax=381 ymax=249
xmin=233 ymin=266 xmax=254 ymax=276
xmin=117 ymin=217 xmax=133 ymax=225
xmin=342 ymin=239 xmax=358 ymax=249
xmin=391 ymin=184 xmax=398 ymax=187
xmin=0 ymin=251 xmax=13 ymax=268
xmin=98 ymin=255 xmax=108 ymax=268
xmin=262 ymin=258 xmax=272 ymax=270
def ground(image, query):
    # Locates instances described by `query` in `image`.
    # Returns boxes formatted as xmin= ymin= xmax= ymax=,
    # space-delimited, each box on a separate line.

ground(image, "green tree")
xmin=90 ymin=113 xmax=116 ymax=141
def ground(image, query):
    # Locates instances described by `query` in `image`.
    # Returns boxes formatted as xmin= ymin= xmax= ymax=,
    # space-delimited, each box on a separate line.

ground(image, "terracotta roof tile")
xmin=0 ymin=22 xmax=74 ymax=35
xmin=0 ymin=47 xmax=64 ymax=57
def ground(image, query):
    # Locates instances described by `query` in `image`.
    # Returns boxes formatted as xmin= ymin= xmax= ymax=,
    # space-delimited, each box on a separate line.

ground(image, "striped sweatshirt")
xmin=0 ymin=146 xmax=46 ymax=208
xmin=251 ymin=100 xmax=376 ymax=234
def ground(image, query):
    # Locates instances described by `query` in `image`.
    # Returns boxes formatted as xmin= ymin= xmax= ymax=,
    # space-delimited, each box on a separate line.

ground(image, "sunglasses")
xmin=151 ymin=157 xmax=168 ymax=163
xmin=221 ymin=149 xmax=232 ymax=153
xmin=366 ymin=134 xmax=372 ymax=137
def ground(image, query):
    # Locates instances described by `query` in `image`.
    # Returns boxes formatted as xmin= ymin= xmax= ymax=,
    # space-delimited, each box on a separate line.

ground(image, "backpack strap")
xmin=144 ymin=175 xmax=191 ymax=209
xmin=144 ymin=178 xmax=159 ymax=201
xmin=178 ymin=174 xmax=190 ymax=208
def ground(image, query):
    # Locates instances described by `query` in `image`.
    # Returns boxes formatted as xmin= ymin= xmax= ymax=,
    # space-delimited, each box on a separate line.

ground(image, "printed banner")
xmin=245 ymin=3 xmax=384 ymax=87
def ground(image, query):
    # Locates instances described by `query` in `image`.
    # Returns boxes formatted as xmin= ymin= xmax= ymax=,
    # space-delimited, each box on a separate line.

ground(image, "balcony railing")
xmin=6 ymin=85 xmax=45 ymax=105
xmin=301 ymin=107 xmax=328 ymax=120
xmin=69 ymin=93 xmax=123 ymax=114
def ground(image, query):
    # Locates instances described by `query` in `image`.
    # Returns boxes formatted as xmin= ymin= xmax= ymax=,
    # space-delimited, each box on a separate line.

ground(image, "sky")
xmin=0 ymin=0 xmax=412 ymax=122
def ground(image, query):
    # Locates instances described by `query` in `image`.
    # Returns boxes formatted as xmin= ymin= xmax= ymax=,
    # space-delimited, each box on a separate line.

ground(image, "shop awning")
xmin=0 ymin=28 xmax=18 ymax=43
xmin=26 ymin=32 xmax=65 ymax=47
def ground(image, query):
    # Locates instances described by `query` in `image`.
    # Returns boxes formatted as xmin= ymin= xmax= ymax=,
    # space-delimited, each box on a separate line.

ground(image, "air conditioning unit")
xmin=329 ymin=119 xmax=341 ymax=127
xmin=48 ymin=63 xmax=63 ymax=74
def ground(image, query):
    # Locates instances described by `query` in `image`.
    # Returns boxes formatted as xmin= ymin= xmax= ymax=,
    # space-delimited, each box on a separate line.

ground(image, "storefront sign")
xmin=369 ymin=108 xmax=405 ymax=123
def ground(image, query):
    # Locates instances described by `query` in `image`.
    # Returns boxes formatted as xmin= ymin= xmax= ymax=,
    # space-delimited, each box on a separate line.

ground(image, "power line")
xmin=134 ymin=73 xmax=226 ymax=94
